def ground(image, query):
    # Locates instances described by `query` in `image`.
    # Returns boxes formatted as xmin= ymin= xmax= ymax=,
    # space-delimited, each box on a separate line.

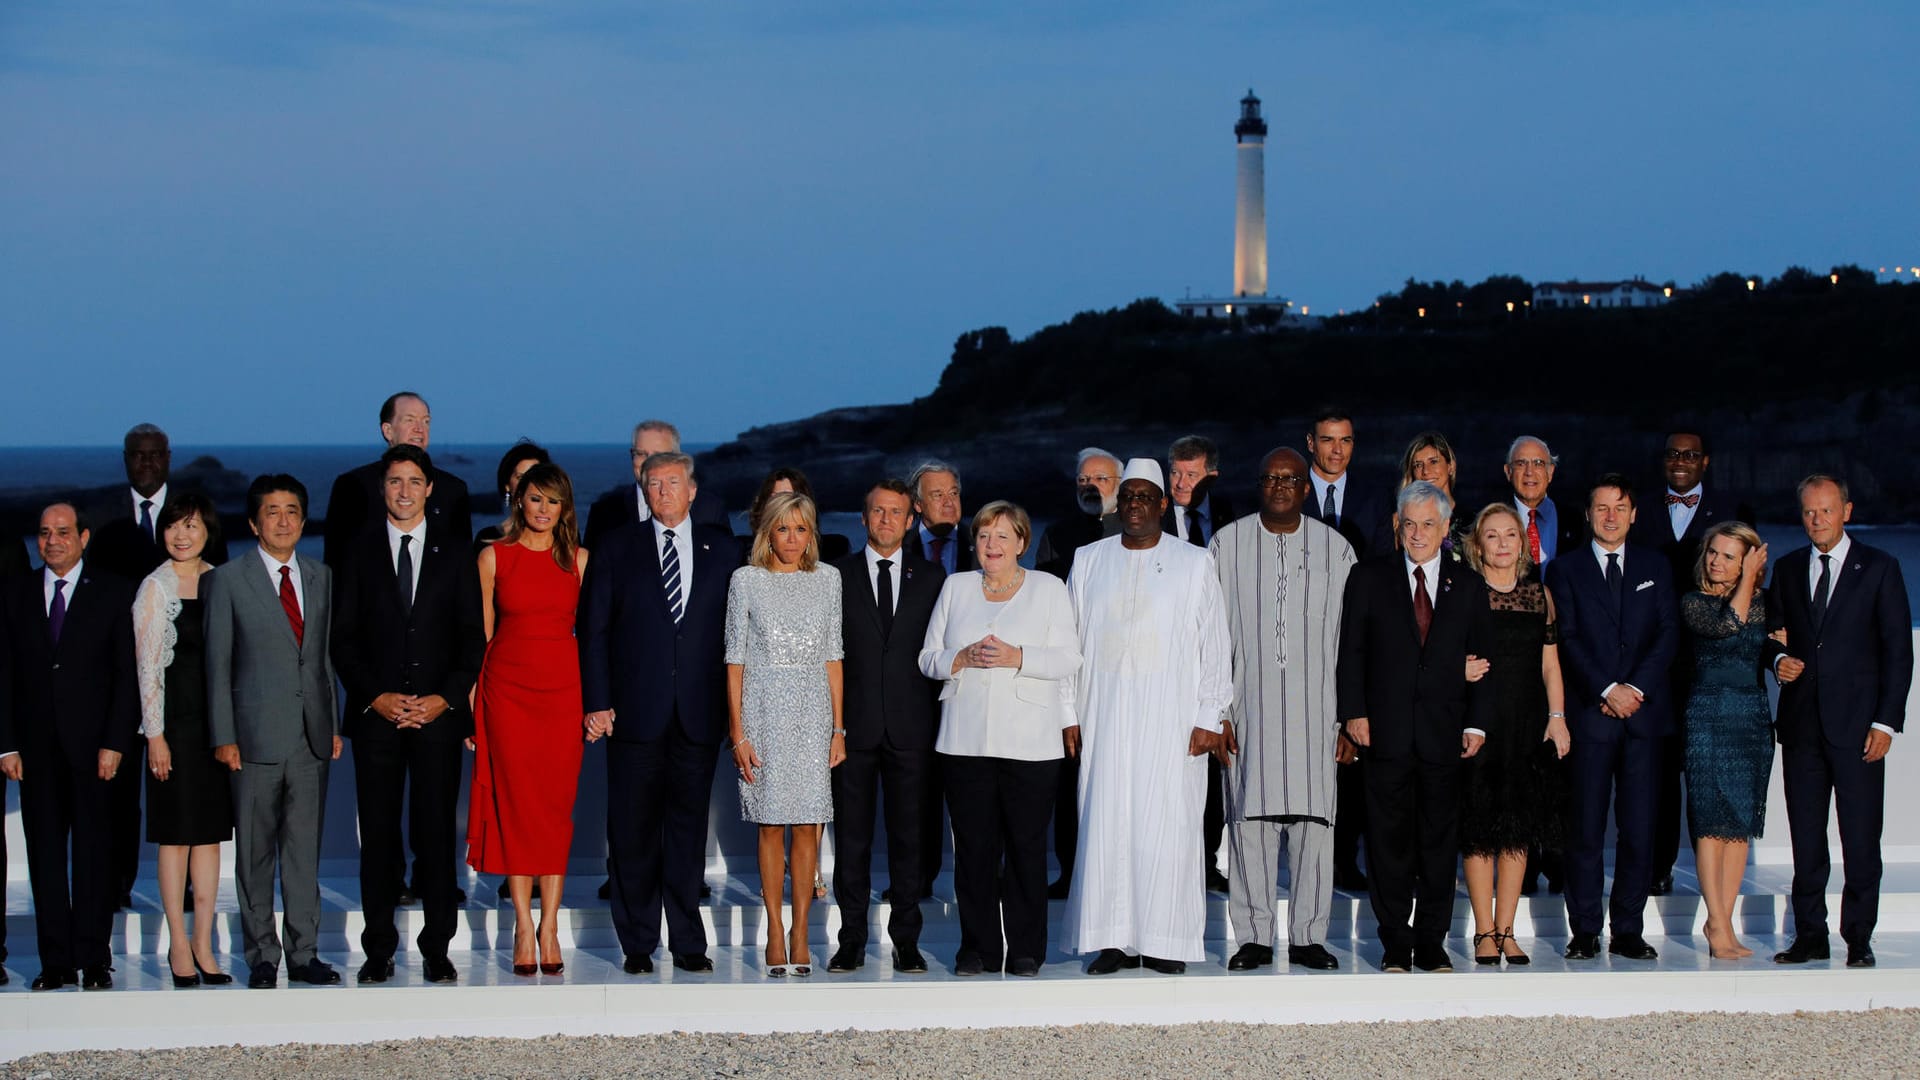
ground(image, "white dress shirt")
xmin=1667 ymin=484 xmax=1701 ymax=541
xmin=44 ymin=561 xmax=84 ymax=615
xmin=1172 ymin=494 xmax=1215 ymax=543
xmin=386 ymin=518 xmax=426 ymax=601
xmin=133 ymin=483 xmax=168 ymax=542
xmin=864 ymin=543 xmax=903 ymax=615
xmin=652 ymin=516 xmax=694 ymax=593
xmin=1589 ymin=541 xmax=1644 ymax=702
xmin=1785 ymin=532 xmax=1888 ymax=735
xmin=256 ymin=546 xmax=305 ymax=616
xmin=1310 ymin=471 xmax=1348 ymax=522
xmin=1402 ymin=553 xmax=1483 ymax=737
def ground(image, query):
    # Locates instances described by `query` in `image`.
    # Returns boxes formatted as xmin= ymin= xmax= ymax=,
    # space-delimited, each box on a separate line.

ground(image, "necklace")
xmin=982 ymin=569 xmax=1024 ymax=595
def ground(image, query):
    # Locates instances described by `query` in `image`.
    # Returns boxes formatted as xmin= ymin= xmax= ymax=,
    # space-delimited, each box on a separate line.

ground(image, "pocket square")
xmin=1636 ymin=580 xmax=1655 ymax=592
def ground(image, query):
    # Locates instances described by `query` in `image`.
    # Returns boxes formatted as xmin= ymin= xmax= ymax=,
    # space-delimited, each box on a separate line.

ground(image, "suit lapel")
xmin=241 ymin=554 xmax=300 ymax=651
xmin=849 ymin=556 xmax=885 ymax=638
xmin=1820 ymin=544 xmax=1869 ymax=629
xmin=1387 ymin=561 xmax=1423 ymax=649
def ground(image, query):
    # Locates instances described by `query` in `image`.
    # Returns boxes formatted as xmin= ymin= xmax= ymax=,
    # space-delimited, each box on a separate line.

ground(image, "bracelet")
xmin=832 ymin=728 xmax=847 ymax=736
xmin=1547 ymin=711 xmax=1566 ymax=719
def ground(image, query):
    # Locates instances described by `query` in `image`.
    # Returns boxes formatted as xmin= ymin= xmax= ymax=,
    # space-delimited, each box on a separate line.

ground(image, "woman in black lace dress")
xmin=1681 ymin=521 xmax=1772 ymax=960
xmin=1460 ymin=503 xmax=1570 ymax=965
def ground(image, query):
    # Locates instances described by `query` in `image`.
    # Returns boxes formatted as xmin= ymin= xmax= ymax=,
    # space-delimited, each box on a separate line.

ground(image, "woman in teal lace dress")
xmin=1681 ymin=521 xmax=1772 ymax=960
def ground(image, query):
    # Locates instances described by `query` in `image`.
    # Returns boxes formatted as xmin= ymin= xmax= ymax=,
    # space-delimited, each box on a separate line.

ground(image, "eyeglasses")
xmin=1115 ymin=490 xmax=1161 ymax=505
xmin=1662 ymin=449 xmax=1705 ymax=463
xmin=1508 ymin=458 xmax=1552 ymax=470
xmin=1076 ymin=475 xmax=1116 ymax=486
xmin=1258 ymin=474 xmax=1307 ymax=489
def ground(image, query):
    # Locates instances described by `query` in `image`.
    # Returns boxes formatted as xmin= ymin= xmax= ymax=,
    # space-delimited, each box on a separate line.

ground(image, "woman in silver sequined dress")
xmin=725 ymin=491 xmax=845 ymax=976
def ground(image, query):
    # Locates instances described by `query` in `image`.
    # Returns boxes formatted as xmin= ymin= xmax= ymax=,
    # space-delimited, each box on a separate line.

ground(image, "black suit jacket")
xmin=833 ymin=549 xmax=945 ymax=752
xmin=87 ymin=488 xmax=229 ymax=583
xmin=1765 ymin=540 xmax=1913 ymax=748
xmin=582 ymin=484 xmax=730 ymax=554
xmin=0 ymin=540 xmax=28 ymax=579
xmin=1628 ymin=486 xmax=1758 ymax=596
xmin=1336 ymin=554 xmax=1491 ymax=763
xmin=330 ymin=523 xmax=487 ymax=743
xmin=1160 ymin=488 xmax=1239 ymax=547
xmin=577 ymin=520 xmax=738 ymax=744
xmin=1035 ymin=512 xmax=1111 ymax=581
xmin=902 ymin=523 xmax=975 ymax=574
xmin=0 ymin=565 xmax=141 ymax=768
xmin=1545 ymin=544 xmax=1680 ymax=742
xmin=1304 ymin=479 xmax=1392 ymax=560
xmin=324 ymin=461 xmax=474 ymax=569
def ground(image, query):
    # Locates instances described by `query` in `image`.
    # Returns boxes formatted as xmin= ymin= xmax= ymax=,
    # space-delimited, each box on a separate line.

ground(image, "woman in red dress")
xmin=468 ymin=463 xmax=588 ymax=976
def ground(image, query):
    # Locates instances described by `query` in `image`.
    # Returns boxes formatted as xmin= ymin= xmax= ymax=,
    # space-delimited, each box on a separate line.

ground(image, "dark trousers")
xmin=606 ymin=728 xmax=719 ymax=960
xmin=1203 ymin=756 xmax=1225 ymax=878
xmin=1052 ymin=755 xmax=1079 ymax=886
xmin=1565 ymin=735 xmax=1657 ymax=936
xmin=1333 ymin=758 xmax=1367 ymax=875
xmin=107 ymin=743 xmax=142 ymax=901
xmin=1 ymin=777 xmax=9 ymax=960
xmin=1362 ymin=753 xmax=1459 ymax=950
xmin=354 ymin=735 xmax=463 ymax=962
xmin=1650 ymin=730 xmax=1685 ymax=882
xmin=1782 ymin=738 xmax=1885 ymax=946
xmin=20 ymin=759 xmax=114 ymax=972
xmin=943 ymin=754 xmax=1058 ymax=968
xmin=831 ymin=737 xmax=932 ymax=953
xmin=921 ymin=765 xmax=948 ymax=895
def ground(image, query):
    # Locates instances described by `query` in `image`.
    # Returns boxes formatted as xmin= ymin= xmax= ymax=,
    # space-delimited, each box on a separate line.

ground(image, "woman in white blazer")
xmin=918 ymin=501 xmax=1081 ymax=977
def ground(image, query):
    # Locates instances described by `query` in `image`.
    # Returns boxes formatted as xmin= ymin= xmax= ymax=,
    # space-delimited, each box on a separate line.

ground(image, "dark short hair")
xmin=495 ymin=440 xmax=550 ymax=499
xmin=45 ymin=501 xmax=90 ymax=534
xmin=751 ymin=467 xmax=816 ymax=535
xmin=381 ymin=443 xmax=434 ymax=478
xmin=1168 ymin=435 xmax=1219 ymax=470
xmin=865 ymin=477 xmax=916 ymax=512
xmin=246 ymin=473 xmax=309 ymax=521
xmin=156 ymin=491 xmax=223 ymax=555
xmin=1588 ymin=471 xmax=1636 ymax=508
xmin=1797 ymin=473 xmax=1850 ymax=504
xmin=1309 ymin=406 xmax=1353 ymax=433
xmin=1666 ymin=426 xmax=1712 ymax=457
xmin=122 ymin=423 xmax=168 ymax=451
xmin=379 ymin=391 xmax=428 ymax=426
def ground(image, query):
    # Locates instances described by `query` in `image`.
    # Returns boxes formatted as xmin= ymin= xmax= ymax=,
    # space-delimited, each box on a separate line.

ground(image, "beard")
xmin=1076 ymin=486 xmax=1108 ymax=516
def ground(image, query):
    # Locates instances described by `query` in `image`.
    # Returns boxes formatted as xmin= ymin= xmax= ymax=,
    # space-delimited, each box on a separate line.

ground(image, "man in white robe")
xmin=1064 ymin=458 xmax=1234 ymax=975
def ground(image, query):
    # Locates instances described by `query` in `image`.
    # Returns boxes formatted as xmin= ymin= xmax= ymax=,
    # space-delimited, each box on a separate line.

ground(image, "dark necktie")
xmin=876 ymin=558 xmax=895 ymax=638
xmin=1812 ymin=553 xmax=1832 ymax=629
xmin=662 ymin=529 xmax=685 ymax=623
xmin=139 ymin=499 xmax=155 ymax=543
xmin=49 ymin=579 xmax=68 ymax=645
xmin=1606 ymin=552 xmax=1623 ymax=604
xmin=930 ymin=534 xmax=949 ymax=569
xmin=1185 ymin=506 xmax=1206 ymax=547
xmin=1412 ymin=565 xmax=1433 ymax=646
xmin=1322 ymin=484 xmax=1338 ymax=527
xmin=278 ymin=565 xmax=305 ymax=647
xmin=397 ymin=534 xmax=415 ymax=618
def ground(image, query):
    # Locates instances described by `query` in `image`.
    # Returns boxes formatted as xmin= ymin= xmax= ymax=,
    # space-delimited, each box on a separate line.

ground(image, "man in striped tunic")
xmin=1211 ymin=447 xmax=1355 ymax=971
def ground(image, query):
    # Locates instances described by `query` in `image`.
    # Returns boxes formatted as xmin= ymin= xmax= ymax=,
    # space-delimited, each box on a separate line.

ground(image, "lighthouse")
xmin=1233 ymin=89 xmax=1268 ymax=298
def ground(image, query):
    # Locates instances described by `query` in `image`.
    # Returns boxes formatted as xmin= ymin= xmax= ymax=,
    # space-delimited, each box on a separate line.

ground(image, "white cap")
xmin=1120 ymin=457 xmax=1165 ymax=492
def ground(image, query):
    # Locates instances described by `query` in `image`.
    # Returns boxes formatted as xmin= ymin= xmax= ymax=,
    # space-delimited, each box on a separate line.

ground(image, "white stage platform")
xmin=7 ymin=867 xmax=1920 ymax=1062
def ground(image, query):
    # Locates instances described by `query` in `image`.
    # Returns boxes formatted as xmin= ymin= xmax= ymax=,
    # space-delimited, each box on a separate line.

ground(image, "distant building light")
xmin=1831 ymin=273 xmax=1840 ymax=285
xmin=1747 ymin=279 xmax=1757 ymax=291
xmin=1417 ymin=307 xmax=1426 ymax=318
xmin=1225 ymin=304 xmax=1234 ymax=314
xmin=1301 ymin=306 xmax=1309 ymax=316
xmin=1663 ymin=286 xmax=1673 ymax=298
xmin=1506 ymin=301 xmax=1515 ymax=312
xmin=1582 ymin=294 xmax=1591 ymax=305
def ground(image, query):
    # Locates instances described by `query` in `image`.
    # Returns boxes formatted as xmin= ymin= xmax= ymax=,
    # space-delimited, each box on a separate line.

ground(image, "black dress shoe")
xmin=1381 ymin=946 xmax=1412 ymax=973
xmin=700 ymin=883 xmax=713 ymax=899
xmin=1608 ymin=934 xmax=1658 ymax=961
xmin=892 ymin=946 xmax=928 ymax=974
xmin=357 ymin=958 xmax=396 ymax=984
xmin=453 ymin=887 xmax=467 ymax=905
xmin=1333 ymin=868 xmax=1369 ymax=893
xmin=80 ymin=964 xmax=112 ymax=989
xmin=396 ymin=887 xmax=419 ymax=907
xmin=1847 ymin=944 xmax=1876 ymax=968
xmin=288 ymin=959 xmax=342 ymax=985
xmin=1564 ymin=933 xmax=1601 ymax=960
xmin=1047 ymin=878 xmax=1072 ymax=900
xmin=597 ymin=879 xmax=613 ymax=900
xmin=1412 ymin=944 xmax=1452 ymax=972
xmin=1006 ymin=957 xmax=1041 ymax=977
xmin=1140 ymin=955 xmax=1187 ymax=975
xmin=497 ymin=881 xmax=511 ymax=901
xmin=117 ymin=892 xmax=135 ymax=911
xmin=0 ymin=966 xmax=8 ymax=986
xmin=1227 ymin=943 xmax=1273 ymax=971
xmin=671 ymin=952 xmax=713 ymax=973
xmin=248 ymin=962 xmax=278 ymax=989
xmin=1772 ymin=937 xmax=1830 ymax=964
xmin=954 ymin=952 xmax=984 ymax=977
xmin=827 ymin=946 xmax=865 ymax=973
xmin=1288 ymin=943 xmax=1340 ymax=970
xmin=31 ymin=969 xmax=75 ymax=991
xmin=623 ymin=954 xmax=655 ymax=975
xmin=1649 ymin=873 xmax=1674 ymax=896
xmin=1085 ymin=948 xmax=1140 ymax=975
xmin=423 ymin=955 xmax=459 ymax=984
xmin=1205 ymin=868 xmax=1231 ymax=894
xmin=1518 ymin=871 xmax=1540 ymax=896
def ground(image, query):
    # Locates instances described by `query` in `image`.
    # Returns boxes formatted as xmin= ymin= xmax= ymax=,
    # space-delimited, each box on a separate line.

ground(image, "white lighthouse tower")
xmin=1232 ymin=89 xmax=1268 ymax=298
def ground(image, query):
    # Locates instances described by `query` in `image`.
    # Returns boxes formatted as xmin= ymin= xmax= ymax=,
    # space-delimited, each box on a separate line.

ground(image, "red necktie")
xmin=1413 ymin=566 xmax=1433 ymax=646
xmin=279 ymin=565 xmax=305 ymax=647
xmin=1526 ymin=508 xmax=1542 ymax=564
xmin=1665 ymin=492 xmax=1700 ymax=508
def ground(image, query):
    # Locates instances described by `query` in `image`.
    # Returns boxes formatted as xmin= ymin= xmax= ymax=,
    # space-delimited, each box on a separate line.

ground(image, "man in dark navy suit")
xmin=1546 ymin=473 xmax=1679 ymax=962
xmin=1766 ymin=474 xmax=1913 ymax=968
xmin=827 ymin=479 xmax=945 ymax=974
xmin=1629 ymin=428 xmax=1757 ymax=896
xmin=0 ymin=504 xmax=140 ymax=991
xmin=578 ymin=451 xmax=736 ymax=975
xmin=582 ymin=419 xmax=730 ymax=554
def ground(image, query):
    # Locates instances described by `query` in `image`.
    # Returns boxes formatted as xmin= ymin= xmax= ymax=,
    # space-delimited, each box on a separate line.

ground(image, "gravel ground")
xmin=8 ymin=1010 xmax=1920 ymax=1079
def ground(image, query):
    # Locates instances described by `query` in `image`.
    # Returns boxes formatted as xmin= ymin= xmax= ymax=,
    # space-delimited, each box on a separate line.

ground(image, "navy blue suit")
xmin=1546 ymin=543 xmax=1679 ymax=938
xmin=1765 ymin=539 xmax=1913 ymax=947
xmin=577 ymin=518 xmax=737 ymax=961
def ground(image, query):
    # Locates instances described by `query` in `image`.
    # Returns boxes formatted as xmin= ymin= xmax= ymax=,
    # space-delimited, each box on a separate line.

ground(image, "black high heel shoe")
xmin=1497 ymin=928 xmax=1530 ymax=966
xmin=169 ymin=951 xmax=202 ymax=988
xmin=194 ymin=954 xmax=234 ymax=985
xmin=1472 ymin=932 xmax=1501 ymax=967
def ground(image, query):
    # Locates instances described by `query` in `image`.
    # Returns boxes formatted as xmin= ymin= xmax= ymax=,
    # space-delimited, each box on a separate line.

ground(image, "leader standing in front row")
xmin=206 ymin=475 xmax=343 ymax=989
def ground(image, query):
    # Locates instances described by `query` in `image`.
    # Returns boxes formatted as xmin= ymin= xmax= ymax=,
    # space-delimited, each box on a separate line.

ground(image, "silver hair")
xmin=123 ymin=423 xmax=168 ymax=447
xmin=1075 ymin=447 xmax=1120 ymax=475
xmin=1396 ymin=480 xmax=1454 ymax=523
xmin=1167 ymin=434 xmax=1219 ymax=471
xmin=908 ymin=459 xmax=961 ymax=500
xmin=1506 ymin=435 xmax=1558 ymax=466
xmin=639 ymin=450 xmax=696 ymax=484
xmin=632 ymin=419 xmax=682 ymax=449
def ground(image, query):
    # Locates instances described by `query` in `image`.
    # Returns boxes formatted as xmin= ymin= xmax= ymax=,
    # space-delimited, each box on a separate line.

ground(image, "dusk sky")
xmin=5 ymin=2 xmax=1916 ymax=446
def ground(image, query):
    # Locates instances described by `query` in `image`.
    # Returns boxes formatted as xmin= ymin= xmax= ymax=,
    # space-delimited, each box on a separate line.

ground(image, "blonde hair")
xmin=1694 ymin=520 xmax=1763 ymax=593
xmin=1464 ymin=502 xmax=1534 ymax=578
xmin=971 ymin=500 xmax=1032 ymax=555
xmin=749 ymin=491 xmax=820 ymax=571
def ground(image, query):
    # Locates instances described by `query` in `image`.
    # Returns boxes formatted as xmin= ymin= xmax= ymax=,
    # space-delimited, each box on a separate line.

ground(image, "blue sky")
xmin=4 ymin=2 xmax=1915 ymax=445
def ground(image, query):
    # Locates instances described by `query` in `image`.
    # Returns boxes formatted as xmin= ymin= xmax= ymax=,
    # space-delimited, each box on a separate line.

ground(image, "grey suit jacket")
xmin=204 ymin=549 xmax=339 ymax=763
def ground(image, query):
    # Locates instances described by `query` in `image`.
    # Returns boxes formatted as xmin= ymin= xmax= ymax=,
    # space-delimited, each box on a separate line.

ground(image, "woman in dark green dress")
xmin=1681 ymin=521 xmax=1772 ymax=960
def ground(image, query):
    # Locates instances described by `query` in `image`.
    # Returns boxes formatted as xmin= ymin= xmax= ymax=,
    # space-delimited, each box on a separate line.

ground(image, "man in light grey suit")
xmin=207 ymin=474 xmax=343 ymax=989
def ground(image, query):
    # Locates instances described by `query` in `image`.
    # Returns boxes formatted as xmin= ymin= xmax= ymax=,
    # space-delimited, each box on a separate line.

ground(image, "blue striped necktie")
xmin=662 ymin=529 xmax=684 ymax=623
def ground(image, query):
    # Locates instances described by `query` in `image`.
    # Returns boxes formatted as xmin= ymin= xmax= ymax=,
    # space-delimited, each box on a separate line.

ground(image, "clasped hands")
xmin=372 ymin=691 xmax=451 ymax=729
xmin=1600 ymin=684 xmax=1643 ymax=719
xmin=954 ymin=634 xmax=1022 ymax=672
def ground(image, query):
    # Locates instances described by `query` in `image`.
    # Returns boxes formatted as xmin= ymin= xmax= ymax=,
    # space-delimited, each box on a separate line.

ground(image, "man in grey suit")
xmin=207 ymin=474 xmax=343 ymax=989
